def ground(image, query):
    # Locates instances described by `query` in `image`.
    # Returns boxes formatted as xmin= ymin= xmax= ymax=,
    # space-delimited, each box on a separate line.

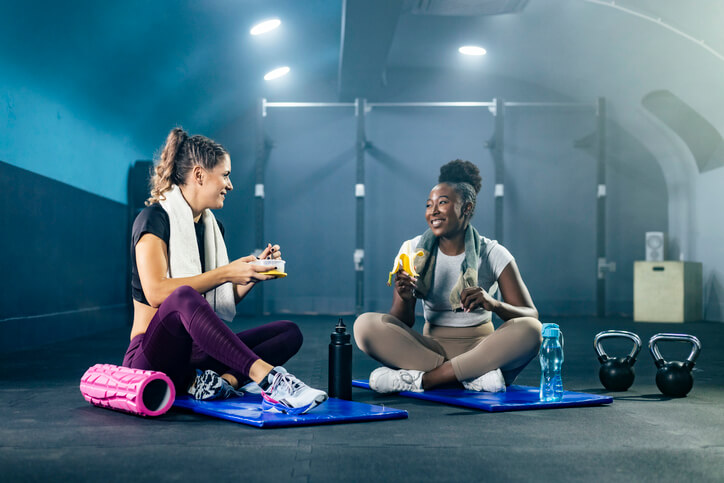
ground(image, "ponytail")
xmin=146 ymin=127 xmax=228 ymax=205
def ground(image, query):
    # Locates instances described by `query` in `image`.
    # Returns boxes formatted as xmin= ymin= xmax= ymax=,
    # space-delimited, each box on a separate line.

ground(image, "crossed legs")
xmin=123 ymin=286 xmax=302 ymax=391
xmin=353 ymin=312 xmax=542 ymax=389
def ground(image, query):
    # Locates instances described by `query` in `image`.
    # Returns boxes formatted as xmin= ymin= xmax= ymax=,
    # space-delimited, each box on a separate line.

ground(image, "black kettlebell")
xmin=594 ymin=330 xmax=642 ymax=391
xmin=648 ymin=333 xmax=701 ymax=398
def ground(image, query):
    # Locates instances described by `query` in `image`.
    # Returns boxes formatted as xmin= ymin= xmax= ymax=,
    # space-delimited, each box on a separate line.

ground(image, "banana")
xmin=387 ymin=241 xmax=425 ymax=285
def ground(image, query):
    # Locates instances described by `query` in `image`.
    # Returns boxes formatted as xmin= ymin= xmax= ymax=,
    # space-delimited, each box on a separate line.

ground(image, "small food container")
xmin=252 ymin=258 xmax=286 ymax=274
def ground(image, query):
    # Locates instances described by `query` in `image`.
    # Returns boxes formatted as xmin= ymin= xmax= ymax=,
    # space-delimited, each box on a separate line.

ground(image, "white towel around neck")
xmin=159 ymin=184 xmax=236 ymax=322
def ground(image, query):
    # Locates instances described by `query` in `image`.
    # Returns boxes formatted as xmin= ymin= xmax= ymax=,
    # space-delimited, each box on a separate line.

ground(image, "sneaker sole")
xmin=261 ymin=393 xmax=328 ymax=415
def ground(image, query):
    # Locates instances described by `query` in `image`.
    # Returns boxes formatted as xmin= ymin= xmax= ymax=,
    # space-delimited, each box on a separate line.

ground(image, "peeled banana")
xmin=387 ymin=241 xmax=425 ymax=285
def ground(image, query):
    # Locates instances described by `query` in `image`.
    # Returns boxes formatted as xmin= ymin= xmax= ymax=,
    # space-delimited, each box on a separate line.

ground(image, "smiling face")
xmin=425 ymin=183 xmax=470 ymax=238
xmin=200 ymin=154 xmax=233 ymax=210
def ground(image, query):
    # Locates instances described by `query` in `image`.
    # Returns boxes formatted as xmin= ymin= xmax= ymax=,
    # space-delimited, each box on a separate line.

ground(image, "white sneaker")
xmin=261 ymin=367 xmax=328 ymax=415
xmin=369 ymin=367 xmax=424 ymax=393
xmin=462 ymin=369 xmax=506 ymax=393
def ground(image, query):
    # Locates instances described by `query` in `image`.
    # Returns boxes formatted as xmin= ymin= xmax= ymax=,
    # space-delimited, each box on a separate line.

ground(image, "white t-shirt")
xmin=399 ymin=235 xmax=514 ymax=327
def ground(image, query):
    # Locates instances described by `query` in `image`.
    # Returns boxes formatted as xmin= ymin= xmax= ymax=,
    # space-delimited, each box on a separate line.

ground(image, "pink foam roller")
xmin=80 ymin=363 xmax=175 ymax=417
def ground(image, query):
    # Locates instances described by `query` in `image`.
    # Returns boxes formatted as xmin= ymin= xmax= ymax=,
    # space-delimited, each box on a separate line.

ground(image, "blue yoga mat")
xmin=352 ymin=380 xmax=612 ymax=412
xmin=173 ymin=394 xmax=408 ymax=428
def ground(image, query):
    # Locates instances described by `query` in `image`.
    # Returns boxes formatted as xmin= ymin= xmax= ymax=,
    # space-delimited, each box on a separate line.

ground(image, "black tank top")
xmin=130 ymin=203 xmax=224 ymax=306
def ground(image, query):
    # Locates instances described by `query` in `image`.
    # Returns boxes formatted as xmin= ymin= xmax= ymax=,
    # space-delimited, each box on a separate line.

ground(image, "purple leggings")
xmin=122 ymin=286 xmax=303 ymax=391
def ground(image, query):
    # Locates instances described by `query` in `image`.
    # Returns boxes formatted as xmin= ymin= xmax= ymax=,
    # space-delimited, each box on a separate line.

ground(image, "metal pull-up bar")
xmin=262 ymin=100 xmax=593 ymax=110
xmin=256 ymin=97 xmax=608 ymax=317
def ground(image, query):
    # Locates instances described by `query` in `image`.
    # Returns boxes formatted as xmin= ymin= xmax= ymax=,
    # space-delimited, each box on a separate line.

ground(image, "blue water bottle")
xmin=539 ymin=323 xmax=564 ymax=402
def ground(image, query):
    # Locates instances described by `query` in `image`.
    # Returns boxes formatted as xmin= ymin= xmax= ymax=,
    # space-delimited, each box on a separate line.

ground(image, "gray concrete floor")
xmin=1 ymin=315 xmax=722 ymax=482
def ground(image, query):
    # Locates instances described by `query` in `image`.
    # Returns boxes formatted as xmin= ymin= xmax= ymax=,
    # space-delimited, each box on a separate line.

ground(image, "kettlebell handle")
xmin=594 ymin=330 xmax=642 ymax=361
xmin=648 ymin=333 xmax=702 ymax=366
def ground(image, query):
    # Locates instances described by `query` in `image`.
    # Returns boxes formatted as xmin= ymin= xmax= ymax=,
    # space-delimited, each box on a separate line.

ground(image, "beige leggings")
xmin=353 ymin=313 xmax=542 ymax=384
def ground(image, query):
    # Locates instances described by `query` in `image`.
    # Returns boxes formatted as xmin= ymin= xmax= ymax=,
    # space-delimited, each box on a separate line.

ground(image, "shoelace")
xmin=399 ymin=372 xmax=414 ymax=384
xmin=271 ymin=372 xmax=305 ymax=396
xmin=394 ymin=371 xmax=417 ymax=390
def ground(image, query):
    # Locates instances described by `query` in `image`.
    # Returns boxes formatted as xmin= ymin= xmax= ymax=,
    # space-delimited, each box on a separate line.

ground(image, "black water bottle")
xmin=328 ymin=318 xmax=352 ymax=400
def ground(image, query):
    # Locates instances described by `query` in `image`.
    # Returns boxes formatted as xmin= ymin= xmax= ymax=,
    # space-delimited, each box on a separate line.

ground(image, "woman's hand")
xmin=230 ymin=242 xmax=281 ymax=290
xmin=394 ymin=271 xmax=418 ymax=303
xmin=226 ymin=258 xmax=275 ymax=285
xmin=259 ymin=243 xmax=281 ymax=260
xmin=460 ymin=287 xmax=500 ymax=313
xmin=389 ymin=270 xmax=418 ymax=327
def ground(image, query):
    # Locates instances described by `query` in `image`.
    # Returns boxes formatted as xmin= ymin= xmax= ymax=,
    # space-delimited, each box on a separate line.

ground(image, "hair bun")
xmin=438 ymin=159 xmax=482 ymax=194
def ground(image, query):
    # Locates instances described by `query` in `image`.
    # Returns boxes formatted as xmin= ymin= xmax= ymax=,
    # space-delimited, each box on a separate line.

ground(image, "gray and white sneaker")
xmin=261 ymin=367 xmax=328 ymax=415
xmin=187 ymin=369 xmax=240 ymax=400
xmin=461 ymin=369 xmax=506 ymax=393
xmin=369 ymin=367 xmax=424 ymax=393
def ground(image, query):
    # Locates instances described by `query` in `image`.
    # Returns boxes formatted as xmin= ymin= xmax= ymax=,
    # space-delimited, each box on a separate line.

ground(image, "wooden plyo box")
xmin=634 ymin=261 xmax=702 ymax=323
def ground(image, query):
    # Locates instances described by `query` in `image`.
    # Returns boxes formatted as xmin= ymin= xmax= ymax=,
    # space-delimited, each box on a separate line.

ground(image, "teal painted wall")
xmin=1 ymin=70 xmax=145 ymax=204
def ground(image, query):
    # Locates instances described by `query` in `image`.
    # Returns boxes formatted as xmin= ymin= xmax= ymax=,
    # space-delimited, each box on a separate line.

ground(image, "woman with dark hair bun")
xmin=354 ymin=159 xmax=542 ymax=393
xmin=123 ymin=127 xmax=327 ymax=414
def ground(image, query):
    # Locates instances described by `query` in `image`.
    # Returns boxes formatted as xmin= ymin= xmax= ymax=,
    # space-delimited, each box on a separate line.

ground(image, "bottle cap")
xmin=542 ymin=323 xmax=561 ymax=338
xmin=331 ymin=318 xmax=351 ymax=343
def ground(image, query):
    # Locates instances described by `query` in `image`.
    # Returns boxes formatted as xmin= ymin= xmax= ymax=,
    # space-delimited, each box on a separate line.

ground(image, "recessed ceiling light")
xmin=264 ymin=66 xmax=290 ymax=81
xmin=250 ymin=18 xmax=281 ymax=36
xmin=458 ymin=45 xmax=487 ymax=56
